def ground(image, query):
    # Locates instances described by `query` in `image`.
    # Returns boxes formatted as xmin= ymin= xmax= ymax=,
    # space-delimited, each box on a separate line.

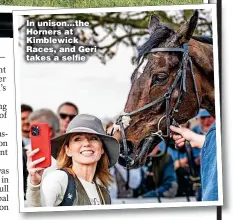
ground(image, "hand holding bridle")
xmin=170 ymin=125 xmax=205 ymax=149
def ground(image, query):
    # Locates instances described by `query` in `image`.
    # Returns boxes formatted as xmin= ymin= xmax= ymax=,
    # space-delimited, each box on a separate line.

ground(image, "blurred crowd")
xmin=21 ymin=102 xmax=215 ymax=203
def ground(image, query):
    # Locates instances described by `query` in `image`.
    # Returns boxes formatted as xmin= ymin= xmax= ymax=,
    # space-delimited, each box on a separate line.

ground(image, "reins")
xmin=110 ymin=43 xmax=202 ymax=202
xmin=116 ymin=43 xmax=200 ymax=169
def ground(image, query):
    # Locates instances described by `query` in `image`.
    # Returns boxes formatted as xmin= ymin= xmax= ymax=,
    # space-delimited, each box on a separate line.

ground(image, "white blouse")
xmin=40 ymin=170 xmax=101 ymax=206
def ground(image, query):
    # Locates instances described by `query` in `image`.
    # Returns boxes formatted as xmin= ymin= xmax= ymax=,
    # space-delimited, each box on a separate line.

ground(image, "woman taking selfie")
xmin=26 ymin=114 xmax=120 ymax=206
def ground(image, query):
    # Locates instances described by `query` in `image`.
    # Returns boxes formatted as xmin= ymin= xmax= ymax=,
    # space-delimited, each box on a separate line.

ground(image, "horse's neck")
xmin=188 ymin=39 xmax=215 ymax=117
xmin=189 ymin=39 xmax=214 ymax=83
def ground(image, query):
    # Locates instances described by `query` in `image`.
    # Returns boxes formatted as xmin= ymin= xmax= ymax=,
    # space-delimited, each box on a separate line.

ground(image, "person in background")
xmin=170 ymin=120 xmax=218 ymax=201
xmin=21 ymin=104 xmax=33 ymax=146
xmin=135 ymin=144 xmax=178 ymax=199
xmin=109 ymin=162 xmax=141 ymax=199
xmin=162 ymin=121 xmax=202 ymax=199
xmin=21 ymin=104 xmax=33 ymax=200
xmin=192 ymin=109 xmax=215 ymax=135
xmin=191 ymin=109 xmax=215 ymax=200
xmin=57 ymin=102 xmax=79 ymax=135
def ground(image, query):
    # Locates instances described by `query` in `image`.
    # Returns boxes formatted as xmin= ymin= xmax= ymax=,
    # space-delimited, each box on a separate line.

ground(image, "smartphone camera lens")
xmin=31 ymin=126 xmax=40 ymax=136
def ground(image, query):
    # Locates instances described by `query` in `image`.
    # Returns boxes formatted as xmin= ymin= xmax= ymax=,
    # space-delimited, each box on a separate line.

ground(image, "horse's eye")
xmin=151 ymin=73 xmax=168 ymax=86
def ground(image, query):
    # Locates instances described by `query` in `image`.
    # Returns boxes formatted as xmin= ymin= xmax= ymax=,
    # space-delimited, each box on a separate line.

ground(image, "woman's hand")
xmin=26 ymin=148 xmax=45 ymax=185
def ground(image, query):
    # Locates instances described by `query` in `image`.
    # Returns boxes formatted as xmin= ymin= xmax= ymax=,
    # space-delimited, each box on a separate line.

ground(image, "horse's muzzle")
xmin=118 ymin=140 xmax=135 ymax=168
xmin=118 ymin=134 xmax=161 ymax=169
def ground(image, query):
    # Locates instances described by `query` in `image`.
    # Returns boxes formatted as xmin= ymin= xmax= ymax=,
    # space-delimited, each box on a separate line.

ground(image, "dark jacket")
xmin=22 ymin=141 xmax=28 ymax=200
xmin=141 ymin=152 xmax=178 ymax=198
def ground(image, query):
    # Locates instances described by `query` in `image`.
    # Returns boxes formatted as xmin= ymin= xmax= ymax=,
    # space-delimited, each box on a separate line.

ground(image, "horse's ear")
xmin=177 ymin=10 xmax=199 ymax=44
xmin=148 ymin=15 xmax=161 ymax=34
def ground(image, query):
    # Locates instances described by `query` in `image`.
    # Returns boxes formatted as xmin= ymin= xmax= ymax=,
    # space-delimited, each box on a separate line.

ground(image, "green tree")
xmin=19 ymin=9 xmax=212 ymax=64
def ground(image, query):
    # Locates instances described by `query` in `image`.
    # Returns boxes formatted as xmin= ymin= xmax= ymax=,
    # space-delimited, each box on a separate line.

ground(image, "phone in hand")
xmin=30 ymin=123 xmax=51 ymax=168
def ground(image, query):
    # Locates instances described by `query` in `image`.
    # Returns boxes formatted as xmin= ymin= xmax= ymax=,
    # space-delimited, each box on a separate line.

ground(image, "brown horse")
xmin=115 ymin=10 xmax=215 ymax=168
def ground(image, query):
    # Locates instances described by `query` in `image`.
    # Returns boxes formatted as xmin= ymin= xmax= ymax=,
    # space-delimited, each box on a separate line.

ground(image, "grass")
xmin=0 ymin=0 xmax=203 ymax=8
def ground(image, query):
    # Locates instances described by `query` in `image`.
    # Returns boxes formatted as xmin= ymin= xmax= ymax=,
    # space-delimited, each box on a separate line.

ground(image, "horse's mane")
xmin=191 ymin=35 xmax=213 ymax=45
xmin=137 ymin=28 xmax=212 ymax=60
xmin=137 ymin=26 xmax=173 ymax=58
xmin=135 ymin=28 xmax=213 ymax=84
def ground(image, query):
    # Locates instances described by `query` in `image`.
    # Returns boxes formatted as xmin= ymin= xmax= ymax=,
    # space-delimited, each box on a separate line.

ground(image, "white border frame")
xmin=12 ymin=3 xmax=222 ymax=213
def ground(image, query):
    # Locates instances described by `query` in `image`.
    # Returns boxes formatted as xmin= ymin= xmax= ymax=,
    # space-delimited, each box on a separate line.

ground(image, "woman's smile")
xmin=66 ymin=133 xmax=104 ymax=165
xmin=80 ymin=150 xmax=95 ymax=156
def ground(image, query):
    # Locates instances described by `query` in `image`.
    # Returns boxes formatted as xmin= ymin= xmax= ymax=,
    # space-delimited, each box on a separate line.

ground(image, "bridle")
xmin=116 ymin=43 xmax=200 ymax=169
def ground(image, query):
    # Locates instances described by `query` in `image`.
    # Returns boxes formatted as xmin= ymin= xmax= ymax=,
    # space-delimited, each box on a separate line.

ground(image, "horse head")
xmin=116 ymin=10 xmax=215 ymax=168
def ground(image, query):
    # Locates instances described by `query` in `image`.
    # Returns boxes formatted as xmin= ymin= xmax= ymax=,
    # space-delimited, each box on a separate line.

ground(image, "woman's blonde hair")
xmin=57 ymin=134 xmax=113 ymax=188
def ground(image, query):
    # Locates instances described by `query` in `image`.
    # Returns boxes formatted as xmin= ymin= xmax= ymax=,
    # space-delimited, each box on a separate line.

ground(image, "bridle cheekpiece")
xmin=116 ymin=43 xmax=200 ymax=169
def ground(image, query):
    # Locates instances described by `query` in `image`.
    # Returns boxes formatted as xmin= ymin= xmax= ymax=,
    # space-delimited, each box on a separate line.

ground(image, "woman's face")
xmin=66 ymin=133 xmax=104 ymax=166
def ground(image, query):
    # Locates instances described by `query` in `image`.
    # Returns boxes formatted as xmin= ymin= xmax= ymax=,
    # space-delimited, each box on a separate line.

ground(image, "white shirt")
xmin=40 ymin=170 xmax=101 ymax=206
xmin=22 ymin=136 xmax=30 ymax=146
xmin=109 ymin=163 xmax=142 ymax=199
xmin=78 ymin=177 xmax=101 ymax=205
xmin=41 ymin=170 xmax=68 ymax=206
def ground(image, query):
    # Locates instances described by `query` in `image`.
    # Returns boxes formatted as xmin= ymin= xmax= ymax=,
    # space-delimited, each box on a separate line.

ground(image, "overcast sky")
xmin=18 ymin=7 xmax=213 ymax=122
xmin=19 ymin=43 xmax=135 ymax=121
